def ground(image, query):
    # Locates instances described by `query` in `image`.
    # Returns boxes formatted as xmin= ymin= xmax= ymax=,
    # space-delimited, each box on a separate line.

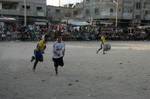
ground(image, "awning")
xmin=0 ymin=17 xmax=16 ymax=22
xmin=35 ymin=19 xmax=48 ymax=22
xmin=67 ymin=20 xmax=90 ymax=26
xmin=100 ymin=21 xmax=113 ymax=25
xmin=35 ymin=22 xmax=47 ymax=25
xmin=138 ymin=26 xmax=150 ymax=29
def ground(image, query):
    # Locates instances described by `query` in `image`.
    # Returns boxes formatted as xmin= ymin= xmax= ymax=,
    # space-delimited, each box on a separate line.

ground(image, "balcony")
xmin=144 ymin=6 xmax=150 ymax=9
xmin=144 ymin=15 xmax=150 ymax=20
xmin=0 ymin=9 xmax=20 ymax=16
xmin=0 ymin=9 xmax=45 ymax=17
xmin=123 ymin=13 xmax=133 ymax=19
xmin=20 ymin=10 xmax=45 ymax=17
xmin=100 ymin=11 xmax=116 ymax=19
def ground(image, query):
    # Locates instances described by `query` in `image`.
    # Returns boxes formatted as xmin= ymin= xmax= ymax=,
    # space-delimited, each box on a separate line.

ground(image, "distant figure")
xmin=31 ymin=35 xmax=48 ymax=72
xmin=52 ymin=36 xmax=65 ymax=75
xmin=2 ymin=33 xmax=6 ymax=41
xmin=96 ymin=34 xmax=107 ymax=54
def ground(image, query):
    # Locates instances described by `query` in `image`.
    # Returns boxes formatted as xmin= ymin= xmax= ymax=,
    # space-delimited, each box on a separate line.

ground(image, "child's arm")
xmin=63 ymin=48 xmax=65 ymax=57
xmin=62 ymin=43 xmax=65 ymax=56
xmin=53 ymin=44 xmax=60 ymax=56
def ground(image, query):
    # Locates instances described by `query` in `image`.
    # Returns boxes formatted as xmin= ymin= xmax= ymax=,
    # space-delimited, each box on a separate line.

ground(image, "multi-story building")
xmin=0 ymin=0 xmax=47 ymax=25
xmin=82 ymin=0 xmax=150 ymax=26
xmin=122 ymin=0 xmax=150 ymax=25
xmin=143 ymin=0 xmax=150 ymax=21
xmin=83 ymin=0 xmax=122 ymax=21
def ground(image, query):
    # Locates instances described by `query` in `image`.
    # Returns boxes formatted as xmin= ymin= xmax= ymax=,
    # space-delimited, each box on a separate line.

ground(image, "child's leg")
xmin=53 ymin=58 xmax=59 ymax=75
xmin=33 ymin=60 xmax=39 ymax=72
xmin=54 ymin=66 xmax=58 ymax=75
xmin=102 ymin=44 xmax=106 ymax=54
xmin=55 ymin=57 xmax=64 ymax=75
xmin=97 ymin=43 xmax=103 ymax=54
xmin=31 ymin=50 xmax=36 ymax=62
xmin=59 ymin=57 xmax=64 ymax=67
xmin=31 ymin=56 xmax=35 ymax=62
xmin=102 ymin=48 xmax=106 ymax=54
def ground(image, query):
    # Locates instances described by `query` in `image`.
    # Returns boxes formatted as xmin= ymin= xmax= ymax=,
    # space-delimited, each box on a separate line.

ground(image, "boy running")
xmin=31 ymin=35 xmax=48 ymax=72
xmin=52 ymin=36 xmax=65 ymax=75
xmin=96 ymin=34 xmax=106 ymax=54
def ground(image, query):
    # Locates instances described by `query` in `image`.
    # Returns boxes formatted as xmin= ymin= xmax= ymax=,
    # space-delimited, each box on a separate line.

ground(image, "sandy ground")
xmin=0 ymin=41 xmax=150 ymax=99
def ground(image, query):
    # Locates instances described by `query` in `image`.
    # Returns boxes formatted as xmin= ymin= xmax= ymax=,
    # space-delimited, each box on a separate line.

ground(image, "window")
xmin=144 ymin=2 xmax=150 ymax=8
xmin=95 ymin=8 xmax=99 ymax=15
xmin=56 ymin=9 xmax=61 ymax=13
xmin=135 ymin=15 xmax=141 ymax=19
xmin=2 ymin=2 xmax=18 ymax=10
xmin=145 ymin=10 xmax=150 ymax=15
xmin=110 ymin=8 xmax=113 ymax=13
xmin=73 ymin=11 xmax=78 ymax=16
xmin=65 ymin=13 xmax=71 ymax=17
xmin=26 ymin=6 xmax=30 ymax=10
xmin=37 ymin=7 xmax=42 ymax=11
xmin=22 ymin=5 xmax=30 ymax=10
xmin=136 ymin=2 xmax=141 ymax=9
xmin=119 ymin=8 xmax=122 ymax=12
xmin=124 ymin=8 xmax=132 ymax=13
xmin=145 ymin=10 xmax=148 ymax=15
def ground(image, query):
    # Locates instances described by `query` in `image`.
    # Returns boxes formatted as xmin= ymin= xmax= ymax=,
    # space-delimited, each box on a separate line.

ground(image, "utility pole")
xmin=113 ymin=0 xmax=118 ymax=28
xmin=0 ymin=3 xmax=1 ymax=10
xmin=113 ymin=0 xmax=118 ymax=33
xmin=116 ymin=0 xmax=118 ymax=28
xmin=24 ymin=0 xmax=27 ymax=26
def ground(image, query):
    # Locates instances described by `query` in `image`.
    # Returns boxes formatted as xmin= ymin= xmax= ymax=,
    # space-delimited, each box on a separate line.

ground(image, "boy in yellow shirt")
xmin=31 ymin=35 xmax=48 ymax=72
xmin=96 ymin=34 xmax=106 ymax=54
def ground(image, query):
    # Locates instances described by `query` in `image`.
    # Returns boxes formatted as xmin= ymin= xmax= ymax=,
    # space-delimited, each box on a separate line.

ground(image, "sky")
xmin=47 ymin=0 xmax=83 ymax=6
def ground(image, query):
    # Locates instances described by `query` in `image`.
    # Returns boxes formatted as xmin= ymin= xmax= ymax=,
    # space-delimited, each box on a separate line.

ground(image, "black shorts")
xmin=53 ymin=57 xmax=64 ymax=67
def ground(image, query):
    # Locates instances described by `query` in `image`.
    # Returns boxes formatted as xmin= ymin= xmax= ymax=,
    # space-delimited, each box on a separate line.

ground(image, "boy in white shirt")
xmin=52 ymin=36 xmax=65 ymax=75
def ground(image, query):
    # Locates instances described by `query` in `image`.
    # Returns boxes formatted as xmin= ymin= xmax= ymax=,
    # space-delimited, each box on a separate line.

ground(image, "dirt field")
xmin=0 ymin=41 xmax=150 ymax=99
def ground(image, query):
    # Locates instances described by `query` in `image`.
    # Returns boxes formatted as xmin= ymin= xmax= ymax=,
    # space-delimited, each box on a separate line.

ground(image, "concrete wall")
xmin=0 ymin=0 xmax=46 ymax=17
xmin=47 ymin=6 xmax=77 ymax=20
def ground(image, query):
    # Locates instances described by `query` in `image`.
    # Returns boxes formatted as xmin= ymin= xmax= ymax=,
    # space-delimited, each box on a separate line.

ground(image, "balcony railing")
xmin=0 ymin=9 xmax=46 ymax=17
xmin=0 ymin=9 xmax=20 ymax=15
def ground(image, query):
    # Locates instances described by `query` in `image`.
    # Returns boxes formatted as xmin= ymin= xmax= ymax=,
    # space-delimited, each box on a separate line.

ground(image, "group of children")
xmin=31 ymin=35 xmax=65 ymax=75
xmin=30 ymin=34 xmax=109 ymax=75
